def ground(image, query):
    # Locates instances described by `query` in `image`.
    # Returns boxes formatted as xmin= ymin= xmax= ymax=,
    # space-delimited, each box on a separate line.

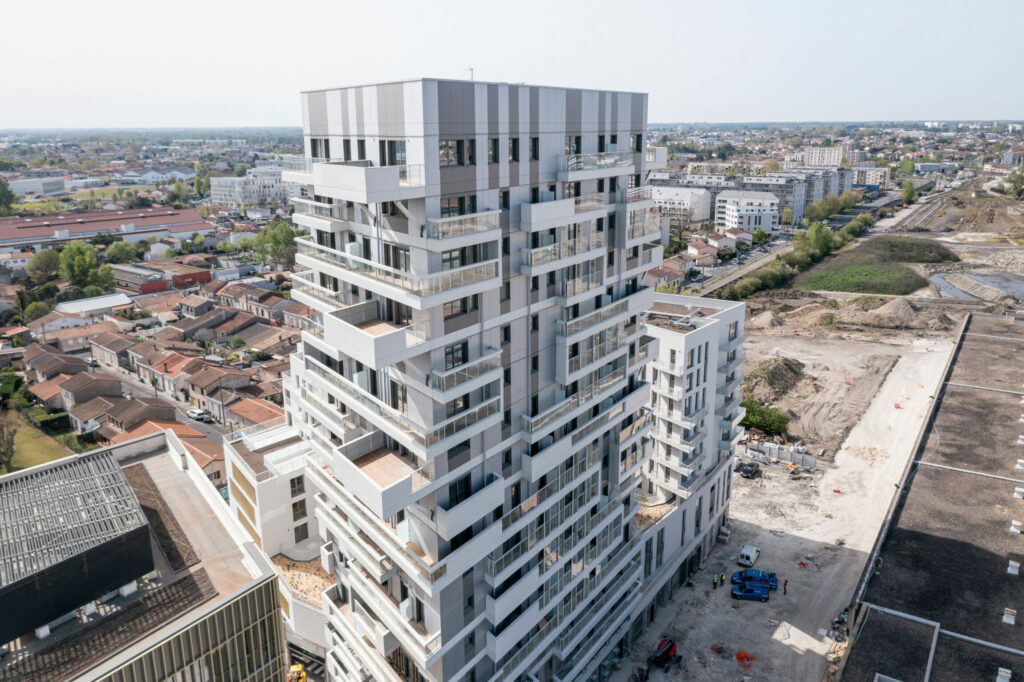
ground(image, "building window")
xmin=530 ymin=137 xmax=539 ymax=161
xmin=445 ymin=341 xmax=468 ymax=370
xmin=443 ymin=298 xmax=467 ymax=318
xmin=467 ymin=139 xmax=476 ymax=165
xmin=446 ymin=394 xmax=469 ymax=418
xmin=439 ymin=139 xmax=463 ymax=167
xmin=342 ymin=139 xmax=351 ymax=161
xmin=449 ymin=474 xmax=472 ymax=507
xmin=488 ymin=138 xmax=499 ymax=164
xmin=292 ymin=499 xmax=307 ymax=521
xmin=289 ymin=475 xmax=304 ymax=497
xmin=531 ymin=314 xmax=539 ymax=331
xmin=440 ymin=196 xmax=465 ymax=218
xmin=357 ymin=139 xmax=366 ymax=160
xmin=501 ymin=325 xmax=511 ymax=345
xmin=509 ymin=138 xmax=520 ymax=163
xmin=294 ymin=523 xmax=309 ymax=543
xmin=630 ymin=133 xmax=642 ymax=152
xmin=500 ymin=189 xmax=510 ymax=209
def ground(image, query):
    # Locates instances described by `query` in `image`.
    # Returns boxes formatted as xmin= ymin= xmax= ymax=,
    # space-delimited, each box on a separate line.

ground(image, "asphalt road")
xmin=693 ymin=241 xmax=794 ymax=296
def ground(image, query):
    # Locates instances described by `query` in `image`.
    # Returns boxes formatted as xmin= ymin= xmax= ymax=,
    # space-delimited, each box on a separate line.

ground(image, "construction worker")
xmin=713 ymin=574 xmax=718 ymax=589
xmin=784 ymin=580 xmax=788 ymax=595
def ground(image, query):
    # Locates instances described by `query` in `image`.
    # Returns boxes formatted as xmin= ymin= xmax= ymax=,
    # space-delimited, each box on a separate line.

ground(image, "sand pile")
xmin=743 ymin=357 xmax=806 ymax=403
xmin=748 ymin=310 xmax=783 ymax=329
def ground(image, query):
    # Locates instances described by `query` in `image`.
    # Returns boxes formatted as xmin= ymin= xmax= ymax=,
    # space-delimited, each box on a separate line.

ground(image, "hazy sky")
xmin=3 ymin=0 xmax=1022 ymax=128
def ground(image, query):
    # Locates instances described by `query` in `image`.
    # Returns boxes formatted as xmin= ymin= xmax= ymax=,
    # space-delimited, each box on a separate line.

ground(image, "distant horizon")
xmin=3 ymin=119 xmax=1023 ymax=136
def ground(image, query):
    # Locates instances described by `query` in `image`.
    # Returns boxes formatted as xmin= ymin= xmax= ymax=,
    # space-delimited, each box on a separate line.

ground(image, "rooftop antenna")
xmin=466 ymin=67 xmax=474 ymax=81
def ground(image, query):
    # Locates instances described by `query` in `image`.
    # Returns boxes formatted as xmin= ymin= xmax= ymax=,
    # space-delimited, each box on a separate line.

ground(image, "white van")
xmin=738 ymin=545 xmax=760 ymax=567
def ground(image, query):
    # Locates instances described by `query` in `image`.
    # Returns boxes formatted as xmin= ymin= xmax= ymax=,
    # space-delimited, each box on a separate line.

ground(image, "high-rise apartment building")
xmin=802 ymin=145 xmax=843 ymax=167
xmin=278 ymin=78 xmax=663 ymax=682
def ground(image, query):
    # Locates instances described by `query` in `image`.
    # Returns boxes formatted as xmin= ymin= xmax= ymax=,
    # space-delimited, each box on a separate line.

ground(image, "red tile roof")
xmin=0 ymin=208 xmax=210 ymax=244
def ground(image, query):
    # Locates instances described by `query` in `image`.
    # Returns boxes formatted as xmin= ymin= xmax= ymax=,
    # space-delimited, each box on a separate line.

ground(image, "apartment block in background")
xmin=279 ymin=78 xmax=662 ymax=682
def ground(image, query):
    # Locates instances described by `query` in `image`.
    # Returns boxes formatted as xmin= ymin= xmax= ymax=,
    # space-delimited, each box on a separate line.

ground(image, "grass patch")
xmin=8 ymin=412 xmax=71 ymax=471
xmin=849 ymin=295 xmax=888 ymax=311
xmin=793 ymin=236 xmax=955 ymax=295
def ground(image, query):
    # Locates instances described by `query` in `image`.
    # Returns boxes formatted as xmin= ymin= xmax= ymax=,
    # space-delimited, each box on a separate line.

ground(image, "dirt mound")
xmin=744 ymin=357 xmax=806 ymax=402
xmin=749 ymin=310 xmax=783 ymax=329
xmin=875 ymin=297 xmax=917 ymax=322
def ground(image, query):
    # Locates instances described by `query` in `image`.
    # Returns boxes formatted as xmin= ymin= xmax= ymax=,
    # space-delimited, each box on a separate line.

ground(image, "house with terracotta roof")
xmin=40 ymin=320 xmax=119 ymax=352
xmin=187 ymin=366 xmax=251 ymax=411
xmin=89 ymin=331 xmax=137 ymax=372
xmin=27 ymin=311 xmax=93 ymax=337
xmin=27 ymin=350 xmax=89 ymax=382
xmin=68 ymin=395 xmax=175 ymax=435
xmin=686 ymin=238 xmax=718 ymax=267
xmin=225 ymin=397 xmax=284 ymax=430
xmin=281 ymin=301 xmax=314 ymax=330
xmin=110 ymin=419 xmax=226 ymax=484
xmin=136 ymin=351 xmax=208 ymax=402
xmin=28 ymin=373 xmax=74 ymax=410
xmin=177 ymin=295 xmax=214 ymax=318
xmin=0 ymin=208 xmax=214 ymax=251
xmin=57 ymin=371 xmax=122 ymax=411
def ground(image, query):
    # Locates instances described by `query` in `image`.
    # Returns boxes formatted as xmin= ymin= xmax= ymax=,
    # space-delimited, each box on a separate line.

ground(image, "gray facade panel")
xmin=377 ymin=83 xmax=406 ymax=138
xmin=307 ymin=91 xmax=329 ymax=136
xmin=566 ymin=89 xmax=582 ymax=133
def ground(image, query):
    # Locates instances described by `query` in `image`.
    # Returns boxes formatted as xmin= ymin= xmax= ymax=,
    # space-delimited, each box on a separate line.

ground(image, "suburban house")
xmin=686 ymin=238 xmax=718 ymax=267
xmin=723 ymin=227 xmax=753 ymax=245
xmin=169 ymin=308 xmax=237 ymax=342
xmin=136 ymin=351 xmax=208 ymax=402
xmin=28 ymin=373 xmax=74 ymax=410
xmin=26 ymin=350 xmax=89 ymax=382
xmin=68 ymin=395 xmax=175 ymax=435
xmin=225 ymin=397 xmax=284 ymax=430
xmin=281 ymin=301 xmax=314 ymax=329
xmin=706 ymin=233 xmax=737 ymax=251
xmin=89 ymin=331 xmax=138 ymax=372
xmin=41 ymin=320 xmax=119 ymax=352
xmin=57 ymin=372 xmax=123 ymax=411
xmin=53 ymin=293 xmax=134 ymax=317
xmin=28 ymin=311 xmax=93 ymax=337
xmin=178 ymin=295 xmax=215 ymax=318
xmin=211 ymin=312 xmax=259 ymax=342
xmin=187 ymin=366 xmax=251 ymax=411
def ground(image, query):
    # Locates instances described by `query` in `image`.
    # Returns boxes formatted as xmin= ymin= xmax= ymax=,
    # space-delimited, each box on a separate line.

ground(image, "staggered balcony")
xmin=283 ymin=159 xmax=425 ymax=204
xmin=522 ymin=233 xmax=605 ymax=273
xmin=520 ymin=193 xmax=607 ymax=231
xmin=557 ymin=150 xmax=635 ymax=182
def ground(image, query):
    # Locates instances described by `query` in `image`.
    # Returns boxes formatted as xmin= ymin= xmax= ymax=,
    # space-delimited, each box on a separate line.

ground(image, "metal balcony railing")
xmin=522 ymin=367 xmax=625 ymax=434
xmin=523 ymin=233 xmax=605 ymax=268
xmin=556 ymin=299 xmax=627 ymax=337
xmin=561 ymin=150 xmax=634 ymax=173
xmin=425 ymin=210 xmax=500 ymax=240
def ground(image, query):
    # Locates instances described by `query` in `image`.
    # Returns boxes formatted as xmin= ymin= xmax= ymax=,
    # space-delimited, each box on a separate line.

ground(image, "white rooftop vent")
xmin=42 ymin=221 xmax=49 ymax=226
xmin=1015 ymin=487 xmax=1024 ymax=499
xmin=117 ymin=211 xmax=123 ymax=215
xmin=137 ymin=213 xmax=144 ymax=217
xmin=76 ymin=218 xmax=83 ymax=223
xmin=1009 ymin=560 xmax=1020 ymax=576
xmin=1012 ymin=520 xmax=1021 ymax=534
xmin=1003 ymin=608 xmax=1016 ymax=625
xmin=1018 ymin=459 xmax=1024 ymax=469
xmin=998 ymin=667 xmax=1012 ymax=682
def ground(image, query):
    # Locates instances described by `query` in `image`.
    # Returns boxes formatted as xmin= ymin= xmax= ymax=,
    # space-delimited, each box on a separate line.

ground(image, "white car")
xmin=186 ymin=408 xmax=208 ymax=421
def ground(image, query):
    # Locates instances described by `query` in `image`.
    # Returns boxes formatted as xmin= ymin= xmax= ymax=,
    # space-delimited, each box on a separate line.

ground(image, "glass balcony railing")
xmin=556 ymin=299 xmax=627 ymax=337
xmin=621 ymin=186 xmax=653 ymax=203
xmin=557 ymin=271 xmax=603 ymax=298
xmin=561 ymin=150 xmax=634 ymax=173
xmin=523 ymin=367 xmax=625 ymax=434
xmin=278 ymin=154 xmax=317 ymax=172
xmin=573 ymin=193 xmax=606 ymax=213
xmin=425 ymin=210 xmax=500 ymax=239
xmin=291 ymin=272 xmax=348 ymax=309
xmin=627 ymin=209 xmax=661 ymax=239
xmin=430 ymin=348 xmax=502 ymax=393
xmin=291 ymin=196 xmax=343 ymax=220
xmin=567 ymin=329 xmax=626 ymax=375
xmin=523 ymin=233 xmax=604 ymax=267
xmin=297 ymin=237 xmax=498 ymax=298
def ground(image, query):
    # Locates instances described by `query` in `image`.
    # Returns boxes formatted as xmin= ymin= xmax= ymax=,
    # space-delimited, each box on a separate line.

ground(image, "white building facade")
xmin=211 ymin=166 xmax=291 ymax=207
xmin=714 ymin=190 xmax=779 ymax=231
xmin=802 ymin=145 xmax=843 ymax=167
xmin=280 ymin=78 xmax=664 ymax=682
xmin=651 ymin=186 xmax=711 ymax=224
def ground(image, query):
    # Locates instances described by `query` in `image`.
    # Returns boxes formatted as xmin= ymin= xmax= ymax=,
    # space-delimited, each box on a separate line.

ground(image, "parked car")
xmin=738 ymin=545 xmax=760 ymax=567
xmin=732 ymin=582 xmax=771 ymax=602
xmin=186 ymin=408 xmax=214 ymax=422
xmin=731 ymin=568 xmax=778 ymax=589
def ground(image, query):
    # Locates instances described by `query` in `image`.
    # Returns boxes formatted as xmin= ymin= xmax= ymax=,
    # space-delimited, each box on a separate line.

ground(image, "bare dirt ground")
xmin=611 ymin=335 xmax=955 ymax=682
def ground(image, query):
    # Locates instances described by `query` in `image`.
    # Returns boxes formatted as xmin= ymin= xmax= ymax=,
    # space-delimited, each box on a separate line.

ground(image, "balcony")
xmin=429 ymin=347 xmax=502 ymax=396
xmin=522 ymin=233 xmax=605 ymax=274
xmin=556 ymin=271 xmax=603 ymax=301
xmin=651 ymin=426 xmax=700 ymax=455
xmin=316 ymin=431 xmax=432 ymax=519
xmin=557 ymin=151 xmax=635 ymax=182
xmin=560 ymin=330 xmax=627 ymax=383
xmin=296 ymin=236 xmax=500 ymax=309
xmin=629 ymin=338 xmax=655 ymax=368
xmin=323 ymin=300 xmax=428 ymax=368
xmin=432 ymin=472 xmax=504 ymax=539
xmin=520 ymin=193 xmax=607 ymax=231
xmin=279 ymin=154 xmax=317 ymax=183
xmin=620 ymin=186 xmax=653 ymax=204
xmin=425 ymin=209 xmax=501 ymax=245
xmin=286 ymin=159 xmax=426 ymax=204
xmin=290 ymin=271 xmax=349 ymax=312
xmin=522 ymin=367 xmax=625 ymax=437
xmin=316 ymin=497 xmax=395 ymax=583
xmin=624 ymin=208 xmax=662 ymax=244
xmin=291 ymin=196 xmax=344 ymax=221
xmin=511 ymin=444 xmax=600 ymax=523
xmin=556 ymin=298 xmax=626 ymax=339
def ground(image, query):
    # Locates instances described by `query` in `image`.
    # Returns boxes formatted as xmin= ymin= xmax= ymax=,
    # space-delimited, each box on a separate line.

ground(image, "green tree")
xmin=254 ymin=218 xmax=300 ymax=264
xmin=59 ymin=241 xmax=99 ymax=287
xmin=82 ymin=284 xmax=106 ymax=298
xmin=740 ymin=398 xmax=790 ymax=436
xmin=229 ymin=336 xmax=246 ymax=349
xmin=899 ymin=158 xmax=915 ymax=175
xmin=838 ymin=190 xmax=862 ymax=211
xmin=781 ymin=207 xmax=793 ymax=225
xmin=93 ymin=264 xmax=115 ymax=291
xmin=104 ymin=240 xmax=137 ymax=263
xmin=0 ymin=178 xmax=15 ymax=215
xmin=26 ymin=248 xmax=60 ymax=282
xmin=901 ymin=180 xmax=917 ymax=204
xmin=1007 ymin=168 xmax=1024 ymax=199
xmin=23 ymin=300 xmax=51 ymax=321
xmin=751 ymin=228 xmax=769 ymax=245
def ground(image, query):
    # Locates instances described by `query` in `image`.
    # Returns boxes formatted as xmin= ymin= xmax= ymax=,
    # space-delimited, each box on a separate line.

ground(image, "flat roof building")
xmin=0 ymin=433 xmax=287 ymax=681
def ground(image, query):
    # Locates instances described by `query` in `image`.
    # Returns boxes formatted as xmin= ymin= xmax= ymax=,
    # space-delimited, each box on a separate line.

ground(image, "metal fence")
xmin=747 ymin=441 xmax=817 ymax=470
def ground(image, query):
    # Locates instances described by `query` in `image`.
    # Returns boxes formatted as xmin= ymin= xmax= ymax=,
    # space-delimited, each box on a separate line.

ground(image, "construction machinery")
xmin=287 ymin=664 xmax=307 ymax=682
